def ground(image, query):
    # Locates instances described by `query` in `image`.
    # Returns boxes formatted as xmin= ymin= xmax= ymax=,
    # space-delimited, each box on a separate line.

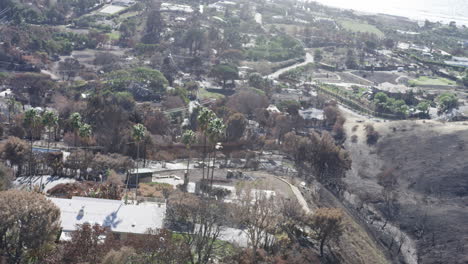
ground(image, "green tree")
xmin=279 ymin=100 xmax=301 ymax=116
xmin=462 ymin=70 xmax=468 ymax=87
xmin=437 ymin=92 xmax=458 ymax=113
xmin=143 ymin=5 xmax=163 ymax=44
xmin=210 ymin=64 xmax=239 ymax=88
xmin=417 ymin=101 xmax=430 ymax=115
xmin=393 ymin=99 xmax=409 ymax=117
xmin=248 ymin=73 xmax=267 ymax=90
xmin=345 ymin=49 xmax=358 ymax=69
xmin=0 ymin=190 xmax=61 ymax=264
xmin=1 ymin=137 xmax=29 ymax=177
xmin=313 ymin=49 xmax=323 ymax=63
xmin=184 ymin=28 xmax=205 ymax=56
xmin=106 ymin=67 xmax=168 ymax=94
xmin=226 ymin=112 xmax=246 ymax=141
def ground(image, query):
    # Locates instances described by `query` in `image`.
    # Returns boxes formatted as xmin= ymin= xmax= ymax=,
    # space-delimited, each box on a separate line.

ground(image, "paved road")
xmin=267 ymin=52 xmax=314 ymax=79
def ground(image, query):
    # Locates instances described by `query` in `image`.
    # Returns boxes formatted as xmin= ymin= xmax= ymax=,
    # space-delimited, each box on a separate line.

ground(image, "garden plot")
xmin=351 ymin=71 xmax=402 ymax=85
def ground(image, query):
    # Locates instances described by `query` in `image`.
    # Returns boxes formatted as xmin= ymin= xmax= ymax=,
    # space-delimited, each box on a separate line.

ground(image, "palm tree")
xmin=197 ymin=107 xmax=215 ymax=180
xmin=69 ymin=112 xmax=82 ymax=147
xmin=78 ymin=123 xmax=92 ymax=141
xmin=207 ymin=118 xmax=225 ymax=190
xmin=6 ymin=98 xmax=19 ymax=124
xmin=78 ymin=123 xmax=92 ymax=180
xmin=40 ymin=111 xmax=58 ymax=190
xmin=42 ymin=111 xmax=58 ymax=154
xmin=132 ymin=123 xmax=147 ymax=195
xmin=182 ymin=130 xmax=196 ymax=191
xmin=23 ymin=109 xmax=41 ymax=188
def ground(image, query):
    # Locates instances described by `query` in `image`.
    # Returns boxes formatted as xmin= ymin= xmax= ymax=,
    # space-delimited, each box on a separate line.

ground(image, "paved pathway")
xmin=275 ymin=177 xmax=311 ymax=214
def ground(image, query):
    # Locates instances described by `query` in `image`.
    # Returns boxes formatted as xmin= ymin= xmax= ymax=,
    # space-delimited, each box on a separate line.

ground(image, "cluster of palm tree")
xmin=68 ymin=112 xmax=93 ymax=179
xmin=23 ymin=108 xmax=59 ymax=189
xmin=196 ymin=107 xmax=226 ymax=192
xmin=20 ymin=111 xmax=94 ymax=183
xmin=68 ymin=112 xmax=94 ymax=147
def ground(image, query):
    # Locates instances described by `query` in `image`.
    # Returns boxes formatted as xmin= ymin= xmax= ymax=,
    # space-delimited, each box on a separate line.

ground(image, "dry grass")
xmin=138 ymin=182 xmax=174 ymax=198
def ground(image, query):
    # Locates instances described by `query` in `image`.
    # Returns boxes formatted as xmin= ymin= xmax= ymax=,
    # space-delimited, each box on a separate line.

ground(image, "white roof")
xmin=161 ymin=3 xmax=193 ymax=13
xmin=50 ymin=197 xmax=166 ymax=234
xmin=266 ymin=104 xmax=281 ymax=113
xmin=128 ymin=168 xmax=158 ymax=174
xmin=299 ymin=108 xmax=324 ymax=120
xmin=100 ymin=5 xmax=125 ymax=14
xmin=0 ymin=89 xmax=12 ymax=97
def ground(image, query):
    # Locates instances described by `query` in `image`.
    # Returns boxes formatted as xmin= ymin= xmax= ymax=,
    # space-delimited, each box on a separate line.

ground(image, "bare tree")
xmin=235 ymin=187 xmax=280 ymax=263
xmin=0 ymin=163 xmax=13 ymax=191
xmin=278 ymin=197 xmax=307 ymax=244
xmin=308 ymin=132 xmax=351 ymax=193
xmin=62 ymin=223 xmax=119 ymax=264
xmin=118 ymin=229 xmax=190 ymax=264
xmin=166 ymin=192 xmax=225 ymax=264
xmin=378 ymin=168 xmax=400 ymax=227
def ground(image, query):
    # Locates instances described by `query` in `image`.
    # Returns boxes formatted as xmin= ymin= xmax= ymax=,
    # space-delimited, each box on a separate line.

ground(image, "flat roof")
xmin=50 ymin=196 xmax=166 ymax=235
xmin=100 ymin=5 xmax=125 ymax=14
xmin=299 ymin=108 xmax=324 ymax=120
xmin=128 ymin=168 xmax=158 ymax=174
xmin=161 ymin=3 xmax=193 ymax=13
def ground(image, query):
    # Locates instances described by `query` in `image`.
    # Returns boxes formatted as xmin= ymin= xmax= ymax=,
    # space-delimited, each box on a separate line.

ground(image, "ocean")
xmin=308 ymin=0 xmax=468 ymax=26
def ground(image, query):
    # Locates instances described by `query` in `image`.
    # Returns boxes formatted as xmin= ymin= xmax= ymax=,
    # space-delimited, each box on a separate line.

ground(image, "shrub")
xmin=365 ymin=124 xmax=379 ymax=145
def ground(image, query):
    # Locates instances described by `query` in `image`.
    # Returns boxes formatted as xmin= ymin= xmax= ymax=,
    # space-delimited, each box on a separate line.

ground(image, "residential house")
xmin=50 ymin=196 xmax=166 ymax=240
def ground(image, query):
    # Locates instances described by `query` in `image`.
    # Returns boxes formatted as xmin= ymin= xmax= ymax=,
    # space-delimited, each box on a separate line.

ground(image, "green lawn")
xmin=409 ymin=76 xmax=457 ymax=86
xmin=107 ymin=31 xmax=120 ymax=40
xmin=338 ymin=19 xmax=384 ymax=38
xmin=198 ymin=88 xmax=225 ymax=100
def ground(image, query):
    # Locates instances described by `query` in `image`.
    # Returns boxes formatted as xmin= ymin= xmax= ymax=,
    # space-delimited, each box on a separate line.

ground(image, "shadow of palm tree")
xmin=102 ymin=204 xmax=123 ymax=228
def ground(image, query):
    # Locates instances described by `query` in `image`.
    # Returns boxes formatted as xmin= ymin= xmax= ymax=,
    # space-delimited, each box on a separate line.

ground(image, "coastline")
xmin=306 ymin=0 xmax=468 ymax=27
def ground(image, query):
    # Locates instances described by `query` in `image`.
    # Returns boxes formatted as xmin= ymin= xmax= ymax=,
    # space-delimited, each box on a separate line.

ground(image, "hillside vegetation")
xmin=344 ymin=118 xmax=468 ymax=264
